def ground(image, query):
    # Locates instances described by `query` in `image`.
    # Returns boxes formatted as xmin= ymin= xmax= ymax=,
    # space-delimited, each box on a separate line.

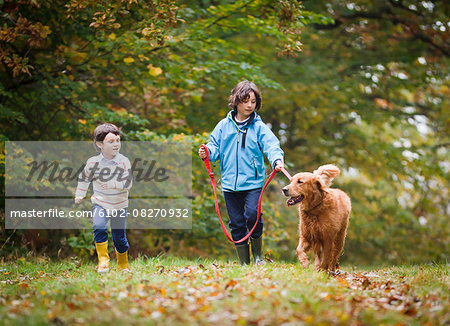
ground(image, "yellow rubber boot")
xmin=116 ymin=249 xmax=131 ymax=272
xmin=95 ymin=241 xmax=110 ymax=273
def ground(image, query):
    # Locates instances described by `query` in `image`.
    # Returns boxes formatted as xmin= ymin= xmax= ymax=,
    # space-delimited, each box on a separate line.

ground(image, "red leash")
xmin=200 ymin=144 xmax=292 ymax=244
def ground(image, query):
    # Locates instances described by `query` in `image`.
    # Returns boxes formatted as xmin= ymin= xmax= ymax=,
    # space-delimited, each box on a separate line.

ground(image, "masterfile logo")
xmin=26 ymin=158 xmax=168 ymax=183
xmin=5 ymin=141 xmax=192 ymax=229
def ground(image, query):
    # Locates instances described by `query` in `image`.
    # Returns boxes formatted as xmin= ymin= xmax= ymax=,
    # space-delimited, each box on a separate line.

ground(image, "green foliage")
xmin=67 ymin=230 xmax=95 ymax=258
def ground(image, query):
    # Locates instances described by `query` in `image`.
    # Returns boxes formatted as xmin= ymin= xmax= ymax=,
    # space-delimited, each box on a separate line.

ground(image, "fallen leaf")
xmin=225 ymin=279 xmax=237 ymax=289
xmin=19 ymin=283 xmax=29 ymax=289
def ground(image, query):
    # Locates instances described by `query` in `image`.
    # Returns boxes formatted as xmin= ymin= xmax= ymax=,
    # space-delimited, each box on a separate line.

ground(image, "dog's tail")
xmin=313 ymin=164 xmax=340 ymax=188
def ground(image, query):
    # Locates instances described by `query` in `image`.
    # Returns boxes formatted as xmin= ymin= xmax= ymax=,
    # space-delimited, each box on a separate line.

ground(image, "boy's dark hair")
xmin=93 ymin=123 xmax=120 ymax=151
xmin=228 ymin=80 xmax=262 ymax=111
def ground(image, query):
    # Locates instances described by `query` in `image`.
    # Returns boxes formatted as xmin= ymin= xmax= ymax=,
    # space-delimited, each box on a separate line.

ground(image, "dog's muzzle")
xmin=282 ymin=187 xmax=304 ymax=206
xmin=286 ymin=195 xmax=304 ymax=206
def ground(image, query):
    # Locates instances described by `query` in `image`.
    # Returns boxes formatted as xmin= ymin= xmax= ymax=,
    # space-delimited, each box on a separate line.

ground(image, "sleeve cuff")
xmin=272 ymin=159 xmax=282 ymax=169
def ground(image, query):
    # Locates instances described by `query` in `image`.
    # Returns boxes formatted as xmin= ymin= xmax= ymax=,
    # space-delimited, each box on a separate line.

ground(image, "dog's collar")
xmin=303 ymin=202 xmax=322 ymax=213
xmin=303 ymin=191 xmax=327 ymax=213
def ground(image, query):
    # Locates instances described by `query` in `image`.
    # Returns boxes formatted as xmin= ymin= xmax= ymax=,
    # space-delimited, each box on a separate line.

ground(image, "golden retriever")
xmin=282 ymin=164 xmax=351 ymax=271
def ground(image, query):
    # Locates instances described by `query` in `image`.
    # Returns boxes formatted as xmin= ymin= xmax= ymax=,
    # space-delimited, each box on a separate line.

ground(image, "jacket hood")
xmin=227 ymin=110 xmax=261 ymax=129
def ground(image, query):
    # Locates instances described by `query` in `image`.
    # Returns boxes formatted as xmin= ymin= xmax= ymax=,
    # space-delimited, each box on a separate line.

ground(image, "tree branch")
xmin=387 ymin=0 xmax=424 ymax=17
xmin=206 ymin=0 xmax=257 ymax=29
xmin=311 ymin=4 xmax=449 ymax=57
xmin=433 ymin=142 xmax=450 ymax=149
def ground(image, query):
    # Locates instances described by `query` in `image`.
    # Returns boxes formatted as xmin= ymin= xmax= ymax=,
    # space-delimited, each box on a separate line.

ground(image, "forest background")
xmin=0 ymin=0 xmax=448 ymax=265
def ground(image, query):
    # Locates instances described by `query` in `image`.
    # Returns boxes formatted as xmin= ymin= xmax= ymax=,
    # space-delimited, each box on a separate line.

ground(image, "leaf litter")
xmin=0 ymin=260 xmax=448 ymax=325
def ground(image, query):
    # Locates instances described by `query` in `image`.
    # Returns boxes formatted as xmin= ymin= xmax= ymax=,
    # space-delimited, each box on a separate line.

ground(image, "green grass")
xmin=0 ymin=256 xmax=448 ymax=325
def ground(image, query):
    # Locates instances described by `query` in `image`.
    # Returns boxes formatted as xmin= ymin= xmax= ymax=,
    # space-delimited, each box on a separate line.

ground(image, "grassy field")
xmin=0 ymin=256 xmax=448 ymax=325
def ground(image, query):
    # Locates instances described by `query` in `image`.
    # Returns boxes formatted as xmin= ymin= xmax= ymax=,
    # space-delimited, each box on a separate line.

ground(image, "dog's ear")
xmin=315 ymin=178 xmax=324 ymax=192
xmin=313 ymin=164 xmax=340 ymax=188
xmin=313 ymin=176 xmax=326 ymax=195
xmin=305 ymin=176 xmax=325 ymax=210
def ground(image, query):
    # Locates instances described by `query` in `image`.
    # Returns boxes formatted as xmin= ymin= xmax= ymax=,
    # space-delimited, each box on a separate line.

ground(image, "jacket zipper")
xmin=253 ymin=157 xmax=257 ymax=180
xmin=234 ymin=131 xmax=240 ymax=190
xmin=241 ymin=129 xmax=247 ymax=148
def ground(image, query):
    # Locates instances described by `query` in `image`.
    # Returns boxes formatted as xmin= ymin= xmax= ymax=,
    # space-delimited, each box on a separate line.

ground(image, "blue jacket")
xmin=206 ymin=110 xmax=284 ymax=192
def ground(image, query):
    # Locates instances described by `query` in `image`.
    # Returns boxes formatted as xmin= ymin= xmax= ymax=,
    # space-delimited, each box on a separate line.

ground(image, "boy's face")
xmin=96 ymin=132 xmax=120 ymax=159
xmin=236 ymin=91 xmax=256 ymax=120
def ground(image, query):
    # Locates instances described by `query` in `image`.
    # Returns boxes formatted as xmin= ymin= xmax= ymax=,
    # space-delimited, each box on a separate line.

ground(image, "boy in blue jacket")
xmin=199 ymin=80 xmax=284 ymax=265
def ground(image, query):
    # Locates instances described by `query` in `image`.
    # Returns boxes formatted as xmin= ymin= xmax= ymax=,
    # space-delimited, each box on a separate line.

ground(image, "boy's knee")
xmin=246 ymin=208 xmax=260 ymax=221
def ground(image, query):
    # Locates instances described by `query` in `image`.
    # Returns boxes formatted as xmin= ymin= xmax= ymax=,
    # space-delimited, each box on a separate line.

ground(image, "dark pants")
xmin=223 ymin=188 xmax=263 ymax=245
xmin=92 ymin=204 xmax=129 ymax=253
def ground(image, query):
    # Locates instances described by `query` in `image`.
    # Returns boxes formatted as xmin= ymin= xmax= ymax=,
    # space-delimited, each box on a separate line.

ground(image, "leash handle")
xmin=200 ymin=144 xmax=290 ymax=244
xmin=278 ymin=166 xmax=292 ymax=181
xmin=200 ymin=144 xmax=214 ymax=178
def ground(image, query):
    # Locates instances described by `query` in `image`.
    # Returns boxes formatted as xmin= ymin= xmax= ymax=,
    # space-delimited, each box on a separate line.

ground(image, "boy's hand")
xmin=198 ymin=145 xmax=207 ymax=159
xmin=275 ymin=161 xmax=284 ymax=171
xmin=74 ymin=197 xmax=84 ymax=204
